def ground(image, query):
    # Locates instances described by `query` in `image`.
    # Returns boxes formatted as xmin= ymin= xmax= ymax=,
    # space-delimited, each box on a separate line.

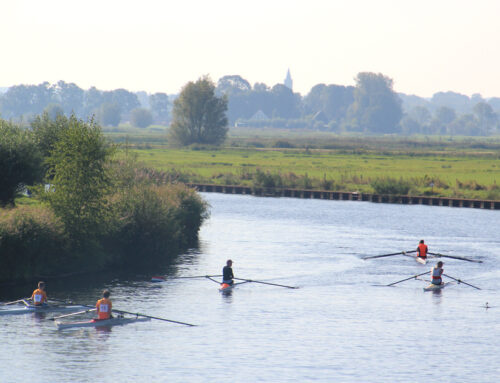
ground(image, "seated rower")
xmin=31 ymin=281 xmax=48 ymax=306
xmin=222 ymin=259 xmax=234 ymax=286
xmin=96 ymin=290 xmax=113 ymax=320
xmin=417 ymin=239 xmax=428 ymax=261
xmin=431 ymin=261 xmax=444 ymax=285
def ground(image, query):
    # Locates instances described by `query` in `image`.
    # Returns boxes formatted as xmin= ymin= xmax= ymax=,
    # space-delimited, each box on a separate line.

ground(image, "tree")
xmin=304 ymin=84 xmax=354 ymax=121
xmin=409 ymin=106 xmax=432 ymax=126
xmin=43 ymin=116 xmax=115 ymax=241
xmin=0 ymin=83 xmax=54 ymax=120
xmin=43 ymin=103 xmax=65 ymax=120
xmin=0 ymin=120 xmax=43 ymax=206
xmin=216 ymin=75 xmax=251 ymax=96
xmin=83 ymin=86 xmax=103 ymax=118
xmin=169 ymin=76 xmax=228 ymax=146
xmin=102 ymin=88 xmax=140 ymax=120
xmin=430 ymin=106 xmax=456 ymax=134
xmin=52 ymin=81 xmax=84 ymax=117
xmin=99 ymin=103 xmax=121 ymax=127
xmin=473 ymin=102 xmax=497 ymax=135
xmin=130 ymin=108 xmax=153 ymax=128
xmin=270 ymin=84 xmax=301 ymax=119
xmin=31 ymin=112 xmax=71 ymax=160
xmin=149 ymin=92 xmax=170 ymax=124
xmin=346 ymin=72 xmax=403 ymax=133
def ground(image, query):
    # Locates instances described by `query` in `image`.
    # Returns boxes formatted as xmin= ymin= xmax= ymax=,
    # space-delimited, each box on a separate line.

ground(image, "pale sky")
xmin=2 ymin=0 xmax=500 ymax=98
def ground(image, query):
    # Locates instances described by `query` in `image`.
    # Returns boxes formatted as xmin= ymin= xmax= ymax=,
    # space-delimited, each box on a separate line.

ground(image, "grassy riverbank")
xmin=108 ymin=128 xmax=500 ymax=200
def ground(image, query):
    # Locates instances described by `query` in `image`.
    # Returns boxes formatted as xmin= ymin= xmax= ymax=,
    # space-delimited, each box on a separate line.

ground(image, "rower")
xmin=417 ymin=239 xmax=428 ymax=261
xmin=96 ymin=290 xmax=113 ymax=320
xmin=222 ymin=259 xmax=234 ymax=286
xmin=431 ymin=261 xmax=444 ymax=286
xmin=31 ymin=281 xmax=47 ymax=306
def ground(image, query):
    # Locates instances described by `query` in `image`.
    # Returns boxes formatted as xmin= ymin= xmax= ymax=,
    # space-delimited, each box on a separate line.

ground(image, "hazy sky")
xmin=3 ymin=0 xmax=500 ymax=98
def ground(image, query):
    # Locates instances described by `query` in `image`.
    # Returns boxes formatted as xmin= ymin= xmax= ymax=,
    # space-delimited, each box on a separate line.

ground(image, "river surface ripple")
xmin=1 ymin=193 xmax=499 ymax=383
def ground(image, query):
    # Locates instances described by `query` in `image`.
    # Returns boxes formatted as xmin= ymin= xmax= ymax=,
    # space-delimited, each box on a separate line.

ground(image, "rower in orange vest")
xmin=417 ymin=239 xmax=428 ymax=261
xmin=96 ymin=290 xmax=113 ymax=320
xmin=31 ymin=281 xmax=48 ymax=306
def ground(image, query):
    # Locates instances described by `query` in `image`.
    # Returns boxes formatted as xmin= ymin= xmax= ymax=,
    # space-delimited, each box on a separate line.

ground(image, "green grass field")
xmin=108 ymin=127 xmax=500 ymax=200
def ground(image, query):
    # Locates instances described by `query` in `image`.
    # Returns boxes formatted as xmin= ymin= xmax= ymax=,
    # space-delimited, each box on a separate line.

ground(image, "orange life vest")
xmin=96 ymin=298 xmax=112 ymax=320
xmin=31 ymin=289 xmax=47 ymax=306
xmin=417 ymin=243 xmax=428 ymax=258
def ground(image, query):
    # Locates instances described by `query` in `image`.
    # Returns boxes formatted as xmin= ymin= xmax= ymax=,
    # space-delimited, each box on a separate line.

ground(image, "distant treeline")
xmin=2 ymin=72 xmax=500 ymax=136
xmin=0 ymin=81 xmax=170 ymax=128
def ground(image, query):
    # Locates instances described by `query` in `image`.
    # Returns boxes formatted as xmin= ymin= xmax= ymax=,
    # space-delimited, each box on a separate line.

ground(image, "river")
xmin=1 ymin=192 xmax=499 ymax=382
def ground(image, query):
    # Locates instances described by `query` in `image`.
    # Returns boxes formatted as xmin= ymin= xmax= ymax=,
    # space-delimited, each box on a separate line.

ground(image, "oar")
xmin=153 ymin=274 xmax=223 ymax=280
xmin=387 ymin=271 xmax=431 ymax=286
xmin=111 ymin=309 xmax=196 ymax=327
xmin=363 ymin=250 xmax=416 ymax=260
xmin=50 ymin=299 xmax=197 ymax=327
xmin=233 ymin=277 xmax=298 ymax=289
xmin=1 ymin=298 xmax=30 ymax=305
xmin=50 ymin=308 xmax=96 ymax=320
xmin=443 ymin=273 xmax=481 ymax=290
xmin=428 ymin=252 xmax=482 ymax=263
xmin=177 ymin=275 xmax=222 ymax=279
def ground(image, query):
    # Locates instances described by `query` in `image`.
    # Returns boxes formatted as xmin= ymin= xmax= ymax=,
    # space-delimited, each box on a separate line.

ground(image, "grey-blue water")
xmin=1 ymin=193 xmax=499 ymax=383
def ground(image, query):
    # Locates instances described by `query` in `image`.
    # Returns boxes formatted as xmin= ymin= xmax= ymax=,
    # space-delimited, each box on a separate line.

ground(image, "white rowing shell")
xmin=416 ymin=257 xmax=427 ymax=265
xmin=423 ymin=282 xmax=449 ymax=292
xmin=0 ymin=305 xmax=88 ymax=316
xmin=55 ymin=316 xmax=150 ymax=330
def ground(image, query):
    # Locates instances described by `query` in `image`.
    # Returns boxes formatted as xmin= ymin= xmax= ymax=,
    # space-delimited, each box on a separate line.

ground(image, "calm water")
xmin=1 ymin=193 xmax=499 ymax=383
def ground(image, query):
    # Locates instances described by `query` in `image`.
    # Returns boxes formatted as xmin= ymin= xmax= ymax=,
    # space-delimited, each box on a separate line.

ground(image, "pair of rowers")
xmin=416 ymin=239 xmax=444 ymax=286
xmin=31 ymin=281 xmax=113 ymax=320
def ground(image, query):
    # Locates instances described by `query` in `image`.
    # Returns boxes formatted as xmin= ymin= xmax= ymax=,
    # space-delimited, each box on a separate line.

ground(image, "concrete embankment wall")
xmin=188 ymin=183 xmax=500 ymax=210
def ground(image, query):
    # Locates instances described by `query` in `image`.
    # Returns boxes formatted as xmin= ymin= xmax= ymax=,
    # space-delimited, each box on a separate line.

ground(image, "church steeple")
xmin=284 ymin=69 xmax=293 ymax=91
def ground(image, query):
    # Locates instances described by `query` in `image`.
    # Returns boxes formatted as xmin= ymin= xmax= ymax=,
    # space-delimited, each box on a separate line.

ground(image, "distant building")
xmin=284 ymin=69 xmax=293 ymax=91
xmin=250 ymin=110 xmax=269 ymax=120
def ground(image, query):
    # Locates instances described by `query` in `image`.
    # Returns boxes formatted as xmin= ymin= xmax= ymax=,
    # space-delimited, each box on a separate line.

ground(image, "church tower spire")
xmin=284 ymin=69 xmax=293 ymax=91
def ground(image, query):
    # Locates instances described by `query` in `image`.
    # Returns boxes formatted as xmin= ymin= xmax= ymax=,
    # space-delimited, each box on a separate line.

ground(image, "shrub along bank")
xmin=0 ymin=115 xmax=208 ymax=285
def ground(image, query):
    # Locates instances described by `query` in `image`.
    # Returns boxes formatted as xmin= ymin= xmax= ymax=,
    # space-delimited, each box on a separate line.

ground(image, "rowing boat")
xmin=416 ymin=256 xmax=427 ymax=265
xmin=55 ymin=315 xmax=151 ymax=330
xmin=0 ymin=304 xmax=88 ymax=316
xmin=151 ymin=276 xmax=165 ymax=283
xmin=423 ymin=282 xmax=448 ymax=292
xmin=219 ymin=283 xmax=235 ymax=292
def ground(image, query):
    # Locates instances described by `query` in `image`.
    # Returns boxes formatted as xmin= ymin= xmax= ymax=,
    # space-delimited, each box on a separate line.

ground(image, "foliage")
xmin=99 ymin=102 xmax=121 ymax=127
xmin=42 ymin=116 xmax=115 ymax=242
xmin=169 ymin=76 xmax=229 ymax=146
xmin=130 ymin=108 xmax=153 ymax=128
xmin=149 ymin=92 xmax=170 ymax=124
xmin=0 ymin=206 xmax=69 ymax=282
xmin=106 ymin=158 xmax=208 ymax=265
xmin=371 ymin=177 xmax=412 ymax=195
xmin=0 ymin=120 xmax=43 ymax=206
xmin=31 ymin=112 xmax=71 ymax=159
xmin=43 ymin=104 xmax=65 ymax=120
xmin=346 ymin=72 xmax=403 ymax=133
